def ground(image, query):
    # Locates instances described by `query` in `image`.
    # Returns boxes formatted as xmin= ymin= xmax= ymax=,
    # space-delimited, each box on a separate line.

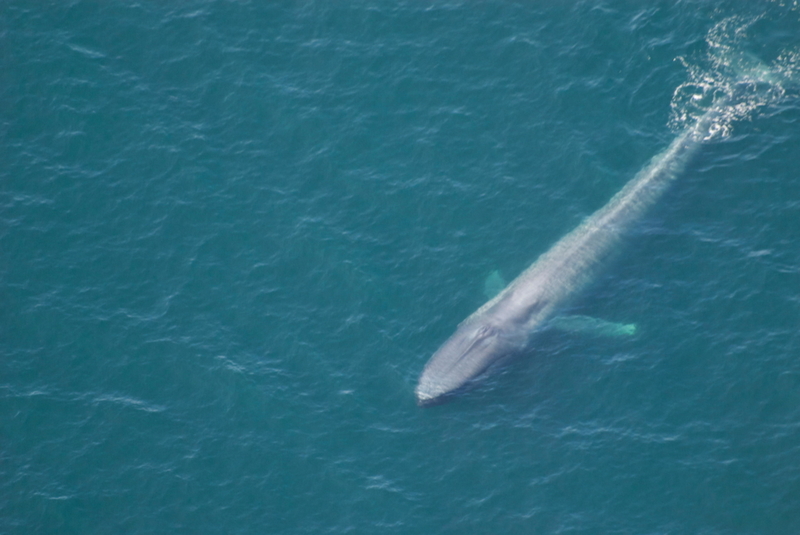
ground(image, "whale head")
xmin=415 ymin=321 xmax=526 ymax=406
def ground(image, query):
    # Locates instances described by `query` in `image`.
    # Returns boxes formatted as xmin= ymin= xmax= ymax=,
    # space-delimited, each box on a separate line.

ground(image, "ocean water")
xmin=3 ymin=1 xmax=800 ymax=533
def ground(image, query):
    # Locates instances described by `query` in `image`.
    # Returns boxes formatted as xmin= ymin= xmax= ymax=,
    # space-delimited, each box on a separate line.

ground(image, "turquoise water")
xmin=3 ymin=2 xmax=800 ymax=533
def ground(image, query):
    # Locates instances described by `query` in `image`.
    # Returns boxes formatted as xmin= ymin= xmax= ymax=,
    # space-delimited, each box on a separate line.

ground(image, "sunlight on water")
xmin=670 ymin=16 xmax=799 ymax=138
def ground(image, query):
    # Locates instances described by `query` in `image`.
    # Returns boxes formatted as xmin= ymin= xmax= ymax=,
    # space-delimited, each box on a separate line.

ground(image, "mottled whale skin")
xmin=415 ymin=103 xmax=728 ymax=406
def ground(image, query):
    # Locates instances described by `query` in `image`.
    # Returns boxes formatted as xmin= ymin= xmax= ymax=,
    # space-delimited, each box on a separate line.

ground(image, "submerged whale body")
xmin=415 ymin=95 xmax=735 ymax=406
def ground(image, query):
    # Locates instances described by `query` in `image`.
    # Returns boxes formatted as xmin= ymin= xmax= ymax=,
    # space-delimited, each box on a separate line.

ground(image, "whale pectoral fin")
xmin=483 ymin=270 xmax=506 ymax=300
xmin=549 ymin=315 xmax=637 ymax=337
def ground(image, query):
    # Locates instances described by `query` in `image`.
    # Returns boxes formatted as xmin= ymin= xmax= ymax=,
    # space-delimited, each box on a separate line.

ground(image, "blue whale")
xmin=415 ymin=96 xmax=732 ymax=406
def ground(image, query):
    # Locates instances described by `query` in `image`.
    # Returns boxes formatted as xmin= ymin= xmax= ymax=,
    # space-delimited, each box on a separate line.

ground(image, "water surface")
xmin=3 ymin=2 xmax=800 ymax=533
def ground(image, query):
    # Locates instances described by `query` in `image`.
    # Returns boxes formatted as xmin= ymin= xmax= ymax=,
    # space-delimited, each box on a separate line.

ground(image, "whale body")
xmin=415 ymin=100 xmax=730 ymax=406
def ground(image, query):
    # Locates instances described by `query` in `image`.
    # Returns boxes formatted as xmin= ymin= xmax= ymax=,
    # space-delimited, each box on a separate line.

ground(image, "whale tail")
xmin=671 ymin=40 xmax=798 ymax=139
xmin=725 ymin=49 xmax=800 ymax=89
xmin=706 ymin=16 xmax=800 ymax=90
